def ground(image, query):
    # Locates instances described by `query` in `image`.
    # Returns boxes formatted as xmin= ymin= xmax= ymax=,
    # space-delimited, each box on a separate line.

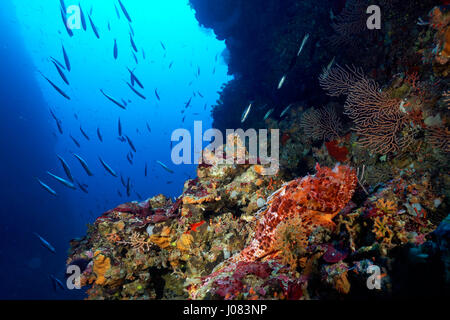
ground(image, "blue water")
xmin=0 ymin=0 xmax=230 ymax=299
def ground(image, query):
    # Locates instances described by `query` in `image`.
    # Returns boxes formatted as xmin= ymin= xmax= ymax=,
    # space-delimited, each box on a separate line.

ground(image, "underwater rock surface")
xmin=68 ymin=1 xmax=450 ymax=299
xmin=67 ymin=140 xmax=449 ymax=299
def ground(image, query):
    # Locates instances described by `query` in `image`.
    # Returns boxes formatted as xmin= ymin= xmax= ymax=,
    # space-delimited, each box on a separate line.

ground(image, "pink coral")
xmin=319 ymin=64 xmax=411 ymax=154
xmin=300 ymin=106 xmax=343 ymax=141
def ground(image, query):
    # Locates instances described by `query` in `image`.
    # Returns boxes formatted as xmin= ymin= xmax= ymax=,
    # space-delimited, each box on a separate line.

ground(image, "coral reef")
xmin=67 ymin=1 xmax=450 ymax=299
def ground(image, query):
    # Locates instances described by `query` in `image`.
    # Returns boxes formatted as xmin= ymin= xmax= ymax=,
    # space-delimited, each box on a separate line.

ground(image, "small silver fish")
xmin=280 ymin=104 xmax=292 ymax=117
xmin=50 ymin=274 xmax=65 ymax=291
xmin=297 ymin=33 xmax=310 ymax=56
xmin=417 ymin=17 xmax=429 ymax=26
xmin=326 ymin=56 xmax=335 ymax=72
xmin=241 ymin=103 xmax=252 ymax=123
xmin=263 ymin=108 xmax=274 ymax=120
xmin=36 ymin=178 xmax=57 ymax=196
xmin=33 ymin=232 xmax=56 ymax=253
xmin=73 ymin=153 xmax=94 ymax=176
xmin=157 ymin=160 xmax=174 ymax=173
xmin=56 ymin=155 xmax=74 ymax=182
xmin=47 ymin=171 xmax=76 ymax=189
xmin=99 ymin=157 xmax=118 ymax=177
xmin=277 ymin=74 xmax=287 ymax=90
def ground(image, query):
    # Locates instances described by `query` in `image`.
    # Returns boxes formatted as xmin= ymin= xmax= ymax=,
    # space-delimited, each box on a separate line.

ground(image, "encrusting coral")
xmin=66 ymin=1 xmax=450 ymax=300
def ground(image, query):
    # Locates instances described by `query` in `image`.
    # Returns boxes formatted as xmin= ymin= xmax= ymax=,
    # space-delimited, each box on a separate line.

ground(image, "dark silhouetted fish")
xmin=185 ymin=97 xmax=192 ymax=108
xmin=132 ymin=51 xmax=138 ymax=64
xmin=118 ymin=118 xmax=122 ymax=136
xmin=114 ymin=3 xmax=121 ymax=19
xmin=198 ymin=91 xmax=204 ymax=98
xmin=97 ymin=127 xmax=103 ymax=142
xmin=142 ymin=49 xmax=146 ymax=60
xmin=169 ymin=61 xmax=173 ymax=69
xmin=160 ymin=41 xmax=166 ymax=51
xmin=107 ymin=21 xmax=111 ymax=31
xmin=146 ymin=122 xmax=151 ymax=133
xmin=127 ymin=68 xmax=143 ymax=88
xmin=99 ymin=157 xmax=117 ymax=177
xmin=70 ymin=135 xmax=81 ymax=148
xmin=126 ymin=152 xmax=133 ymax=165
xmin=60 ymin=0 xmax=66 ymax=12
xmin=126 ymin=82 xmax=146 ymax=99
xmin=56 ymin=120 xmax=63 ymax=134
xmin=79 ymin=3 xmax=87 ymax=31
xmin=121 ymin=98 xmax=128 ymax=107
xmin=73 ymin=153 xmax=94 ymax=176
xmin=125 ymin=135 xmax=136 ymax=152
xmin=130 ymin=34 xmax=138 ymax=52
xmin=117 ymin=190 xmax=122 ymax=197
xmin=88 ymin=14 xmax=99 ymax=39
xmin=100 ymin=89 xmax=126 ymax=109
xmin=144 ymin=163 xmax=147 ymax=176
xmin=62 ymin=45 xmax=71 ymax=71
xmin=126 ymin=177 xmax=131 ymax=196
xmin=129 ymin=23 xmax=134 ymax=37
xmin=51 ymin=60 xmax=69 ymax=85
xmin=136 ymin=192 xmax=143 ymax=200
xmin=118 ymin=0 xmax=132 ymax=23
xmin=60 ymin=8 xmax=73 ymax=37
xmin=36 ymin=178 xmax=57 ymax=197
xmin=113 ymin=39 xmax=118 ymax=59
xmin=33 ymin=232 xmax=56 ymax=253
xmin=50 ymin=275 xmax=65 ymax=291
xmin=47 ymin=171 xmax=76 ymax=189
xmin=49 ymin=108 xmax=59 ymax=121
xmin=157 ymin=160 xmax=174 ymax=173
xmin=120 ymin=174 xmax=126 ymax=187
xmin=79 ymin=126 xmax=90 ymax=140
xmin=155 ymin=88 xmax=160 ymax=101
xmin=39 ymin=72 xmax=70 ymax=100
xmin=76 ymin=181 xmax=89 ymax=194
xmin=50 ymin=57 xmax=66 ymax=70
xmin=56 ymin=155 xmax=74 ymax=182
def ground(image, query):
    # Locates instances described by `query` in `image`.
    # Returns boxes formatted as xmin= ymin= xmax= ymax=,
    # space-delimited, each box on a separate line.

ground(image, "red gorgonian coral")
xmin=300 ymin=105 xmax=343 ymax=141
xmin=328 ymin=0 xmax=371 ymax=48
xmin=426 ymin=126 xmax=450 ymax=153
xmin=319 ymin=64 xmax=411 ymax=154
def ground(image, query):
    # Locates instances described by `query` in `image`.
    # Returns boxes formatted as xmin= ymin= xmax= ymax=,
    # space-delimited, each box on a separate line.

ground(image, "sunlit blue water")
xmin=0 ymin=0 xmax=230 ymax=299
